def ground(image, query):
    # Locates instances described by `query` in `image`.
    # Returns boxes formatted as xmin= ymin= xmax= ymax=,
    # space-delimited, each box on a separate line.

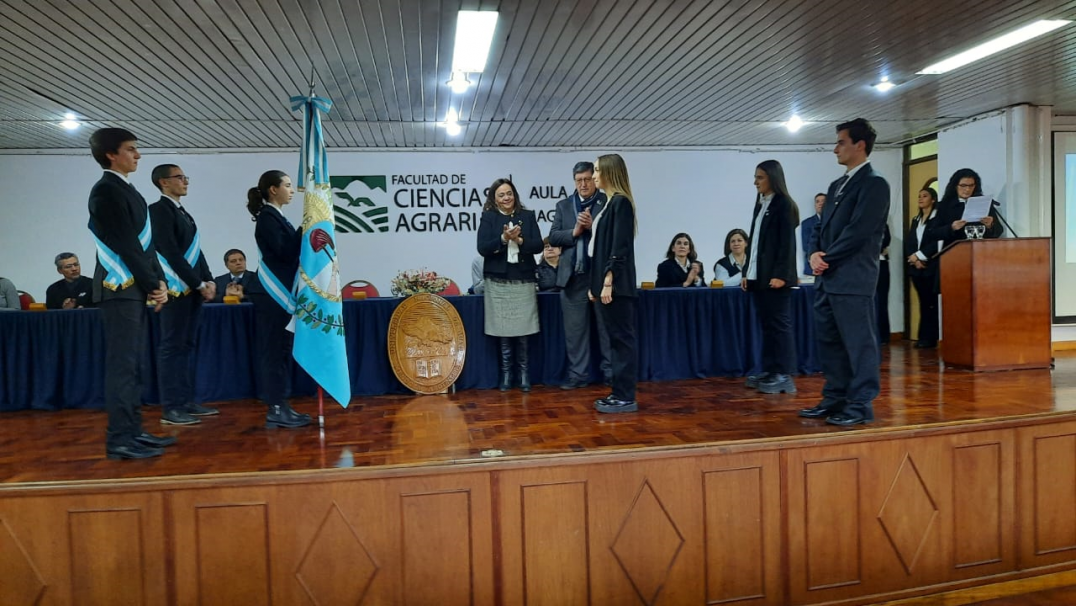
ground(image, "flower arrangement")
xmin=390 ymin=268 xmax=451 ymax=297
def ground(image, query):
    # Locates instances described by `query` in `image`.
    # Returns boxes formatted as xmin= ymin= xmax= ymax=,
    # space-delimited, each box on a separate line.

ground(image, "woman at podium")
xmin=932 ymin=168 xmax=1003 ymax=244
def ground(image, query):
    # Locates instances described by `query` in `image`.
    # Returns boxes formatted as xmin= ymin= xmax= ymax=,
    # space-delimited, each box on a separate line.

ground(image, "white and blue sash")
xmin=90 ymin=213 xmax=152 ymax=291
xmin=257 ymin=249 xmax=296 ymax=314
xmin=158 ymin=231 xmax=203 ymax=296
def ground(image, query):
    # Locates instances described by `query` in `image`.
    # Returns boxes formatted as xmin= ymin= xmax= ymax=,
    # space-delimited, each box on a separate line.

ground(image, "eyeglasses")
xmin=574 ymin=177 xmax=593 ymax=184
xmin=165 ymin=175 xmax=190 ymax=183
xmin=956 ymin=183 xmax=975 ymax=189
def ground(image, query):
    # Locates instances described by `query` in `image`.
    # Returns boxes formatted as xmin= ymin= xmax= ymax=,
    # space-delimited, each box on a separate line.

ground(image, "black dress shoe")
xmin=187 ymin=403 xmax=219 ymax=416
xmin=161 ymin=409 xmax=201 ymax=425
xmin=595 ymin=397 xmax=638 ymax=414
xmin=799 ymin=399 xmax=843 ymax=419
xmin=135 ymin=432 xmax=176 ymax=448
xmin=561 ymin=378 xmax=588 ymax=390
xmin=106 ymin=443 xmax=164 ymax=460
xmin=826 ymin=412 xmax=873 ymax=426
xmin=266 ymin=404 xmax=311 ymax=428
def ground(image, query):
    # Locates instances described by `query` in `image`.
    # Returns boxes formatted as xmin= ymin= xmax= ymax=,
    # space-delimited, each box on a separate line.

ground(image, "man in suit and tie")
xmin=800 ymin=193 xmax=825 ymax=275
xmin=87 ymin=128 xmax=173 ymax=459
xmin=802 ymin=118 xmax=891 ymax=426
xmin=150 ymin=164 xmax=218 ymax=425
xmin=213 ymin=249 xmax=255 ymax=301
xmin=548 ymin=161 xmax=612 ymax=390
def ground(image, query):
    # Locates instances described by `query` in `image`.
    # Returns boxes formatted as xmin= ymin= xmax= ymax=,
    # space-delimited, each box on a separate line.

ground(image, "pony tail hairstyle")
xmin=247 ymin=170 xmax=287 ymax=221
xmin=246 ymin=187 xmax=264 ymax=220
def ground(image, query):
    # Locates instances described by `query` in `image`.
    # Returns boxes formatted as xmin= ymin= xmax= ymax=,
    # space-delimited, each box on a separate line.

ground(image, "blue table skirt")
xmin=0 ymin=287 xmax=819 ymax=411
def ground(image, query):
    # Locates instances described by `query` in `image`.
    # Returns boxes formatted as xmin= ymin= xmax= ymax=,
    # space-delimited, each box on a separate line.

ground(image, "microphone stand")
xmin=991 ymin=202 xmax=1020 ymax=238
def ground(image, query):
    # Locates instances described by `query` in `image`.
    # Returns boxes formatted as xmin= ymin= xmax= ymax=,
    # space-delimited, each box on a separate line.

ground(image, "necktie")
xmin=834 ymin=174 xmax=850 ymax=197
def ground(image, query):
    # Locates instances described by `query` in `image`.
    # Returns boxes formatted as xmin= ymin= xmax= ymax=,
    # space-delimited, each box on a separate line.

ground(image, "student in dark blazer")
xmin=904 ymin=187 xmax=941 ymax=348
xmin=655 ymin=233 xmax=705 ymax=287
xmin=800 ymin=194 xmax=825 ymax=274
xmin=548 ymin=162 xmax=612 ymax=389
xmin=588 ymin=154 xmax=639 ymax=414
xmin=246 ymin=170 xmax=310 ymax=428
xmin=150 ymin=164 xmax=217 ymax=426
xmin=213 ymin=249 xmax=257 ymax=302
xmin=742 ymin=160 xmax=800 ymax=394
xmin=931 ymin=168 xmax=1004 ymax=245
xmin=803 ymin=118 xmax=891 ymax=426
xmin=87 ymin=128 xmax=172 ymax=459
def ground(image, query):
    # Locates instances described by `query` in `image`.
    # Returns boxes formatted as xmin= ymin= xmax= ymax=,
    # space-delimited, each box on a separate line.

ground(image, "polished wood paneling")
xmin=520 ymin=482 xmax=589 ymax=606
xmin=1018 ymin=422 xmax=1076 ymax=569
xmin=803 ymin=458 xmax=862 ymax=591
xmin=68 ymin=509 xmax=145 ymax=605
xmin=401 ymin=490 xmax=475 ymax=605
xmin=196 ymin=503 xmax=271 ymax=605
xmin=953 ymin=444 xmax=1003 ymax=568
xmin=939 ymin=239 xmax=1052 ymax=371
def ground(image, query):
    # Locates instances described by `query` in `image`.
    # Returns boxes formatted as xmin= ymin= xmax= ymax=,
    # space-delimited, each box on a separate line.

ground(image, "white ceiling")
xmin=3 ymin=0 xmax=1076 ymax=149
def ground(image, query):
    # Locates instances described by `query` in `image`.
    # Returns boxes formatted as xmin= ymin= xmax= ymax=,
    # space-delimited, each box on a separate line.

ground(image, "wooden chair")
xmin=342 ymin=280 xmax=379 ymax=299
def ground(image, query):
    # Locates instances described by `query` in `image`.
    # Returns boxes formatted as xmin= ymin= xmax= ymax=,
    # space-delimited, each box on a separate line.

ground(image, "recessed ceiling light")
xmin=873 ymin=77 xmax=896 ymax=92
xmin=785 ymin=115 xmax=804 ymax=133
xmin=446 ymin=71 xmax=472 ymax=94
xmin=441 ymin=108 xmax=463 ymax=136
xmin=917 ymin=19 xmax=1072 ymax=75
xmin=452 ymin=11 xmax=498 ymax=73
xmin=445 ymin=122 xmax=462 ymax=136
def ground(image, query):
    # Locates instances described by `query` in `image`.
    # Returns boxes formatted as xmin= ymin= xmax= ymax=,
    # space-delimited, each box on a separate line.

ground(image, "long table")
xmin=0 ymin=287 xmax=819 ymax=411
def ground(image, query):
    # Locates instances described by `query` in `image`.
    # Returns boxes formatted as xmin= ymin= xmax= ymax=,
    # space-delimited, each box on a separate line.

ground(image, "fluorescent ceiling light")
xmin=785 ymin=115 xmax=804 ymax=133
xmin=441 ymin=108 xmax=462 ymax=136
xmin=873 ymin=77 xmax=895 ymax=92
xmin=917 ymin=19 xmax=1071 ymax=75
xmin=452 ymin=11 xmax=497 ymax=73
xmin=60 ymin=112 xmax=80 ymax=130
xmin=446 ymin=71 xmax=472 ymax=94
xmin=445 ymin=122 xmax=462 ymax=136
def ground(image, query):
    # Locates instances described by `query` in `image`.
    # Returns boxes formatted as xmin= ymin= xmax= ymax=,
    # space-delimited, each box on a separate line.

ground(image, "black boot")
xmin=517 ymin=336 xmax=531 ymax=392
xmin=499 ymin=337 xmax=513 ymax=392
xmin=266 ymin=403 xmax=311 ymax=428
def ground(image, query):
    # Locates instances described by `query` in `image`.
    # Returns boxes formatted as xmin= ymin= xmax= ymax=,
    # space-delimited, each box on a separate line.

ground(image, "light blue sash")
xmin=90 ymin=213 xmax=152 ymax=291
xmin=256 ymin=249 xmax=296 ymax=314
xmin=158 ymin=231 xmax=203 ymax=296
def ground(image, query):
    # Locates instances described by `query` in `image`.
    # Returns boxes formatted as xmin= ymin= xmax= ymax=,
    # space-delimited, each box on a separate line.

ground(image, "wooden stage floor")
xmin=3 ymin=344 xmax=1075 ymax=485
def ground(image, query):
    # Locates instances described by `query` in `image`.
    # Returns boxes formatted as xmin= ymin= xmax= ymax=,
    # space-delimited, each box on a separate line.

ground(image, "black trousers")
xmin=157 ymin=292 xmax=203 ymax=412
xmin=813 ymin=287 xmax=879 ymax=418
xmin=911 ymin=273 xmax=939 ymax=343
xmin=751 ymin=285 xmax=796 ymax=375
xmin=595 ymin=296 xmax=637 ymax=401
xmin=875 ymin=258 xmax=890 ymax=343
xmin=100 ymin=298 xmax=147 ymax=448
xmin=251 ymin=294 xmax=293 ymax=408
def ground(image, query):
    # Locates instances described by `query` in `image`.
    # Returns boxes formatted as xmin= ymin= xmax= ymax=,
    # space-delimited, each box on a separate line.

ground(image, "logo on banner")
xmin=330 ymin=176 xmax=390 ymax=233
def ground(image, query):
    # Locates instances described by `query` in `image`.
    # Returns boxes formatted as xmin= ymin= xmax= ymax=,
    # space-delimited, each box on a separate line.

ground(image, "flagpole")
xmin=318 ymin=387 xmax=325 ymax=433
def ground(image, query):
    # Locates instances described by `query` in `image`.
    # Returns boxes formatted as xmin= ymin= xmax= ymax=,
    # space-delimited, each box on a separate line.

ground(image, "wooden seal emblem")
xmin=387 ymin=293 xmax=467 ymax=394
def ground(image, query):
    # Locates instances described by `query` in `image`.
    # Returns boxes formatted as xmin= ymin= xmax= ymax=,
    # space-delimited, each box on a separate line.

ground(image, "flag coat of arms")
xmin=290 ymin=94 xmax=351 ymax=407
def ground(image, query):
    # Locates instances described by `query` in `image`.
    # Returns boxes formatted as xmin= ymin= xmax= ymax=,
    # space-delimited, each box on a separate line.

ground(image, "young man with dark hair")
xmin=87 ymin=127 xmax=173 ymax=459
xmin=45 ymin=252 xmax=95 ymax=309
xmin=149 ymin=163 xmax=217 ymax=425
xmin=803 ymin=118 xmax=891 ymax=426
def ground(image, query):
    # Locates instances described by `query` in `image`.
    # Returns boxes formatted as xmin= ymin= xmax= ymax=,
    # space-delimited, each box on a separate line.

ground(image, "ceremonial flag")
xmin=290 ymin=94 xmax=351 ymax=407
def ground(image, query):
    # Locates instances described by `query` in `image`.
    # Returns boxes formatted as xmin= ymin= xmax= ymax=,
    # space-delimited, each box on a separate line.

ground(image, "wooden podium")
xmin=938 ymin=237 xmax=1051 ymax=371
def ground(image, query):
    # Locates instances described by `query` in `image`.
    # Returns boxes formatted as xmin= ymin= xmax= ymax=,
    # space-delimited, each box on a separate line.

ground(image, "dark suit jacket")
xmin=589 ymin=194 xmax=637 ymax=299
xmin=655 ymin=258 xmax=704 ymax=287
xmin=809 ymin=164 xmax=891 ymax=296
xmin=87 ymin=172 xmax=164 ymax=302
xmin=744 ymin=193 xmax=799 ymax=288
xmin=149 ymin=197 xmax=212 ymax=296
xmin=928 ymin=197 xmax=1003 ymax=246
xmin=45 ymin=276 xmax=95 ymax=309
xmin=251 ymin=205 xmax=301 ymax=294
xmin=903 ymin=209 xmax=942 ymax=278
xmin=477 ymin=209 xmax=543 ymax=280
xmin=548 ymin=192 xmax=607 ymax=288
xmin=212 ymin=272 xmax=257 ymax=302
xmin=800 ymin=214 xmax=820 ymax=274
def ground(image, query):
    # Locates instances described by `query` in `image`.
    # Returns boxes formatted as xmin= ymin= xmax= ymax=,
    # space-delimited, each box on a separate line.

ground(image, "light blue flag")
xmin=289 ymin=94 xmax=351 ymax=407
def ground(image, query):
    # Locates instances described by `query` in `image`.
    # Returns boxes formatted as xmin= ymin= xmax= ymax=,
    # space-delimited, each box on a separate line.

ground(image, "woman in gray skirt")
xmin=477 ymin=178 xmax=543 ymax=391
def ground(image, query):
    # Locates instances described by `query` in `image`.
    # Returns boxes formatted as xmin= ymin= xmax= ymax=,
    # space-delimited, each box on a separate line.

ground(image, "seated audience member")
xmin=655 ymin=232 xmax=704 ymax=287
xmin=45 ymin=252 xmax=95 ymax=309
xmin=536 ymin=237 xmax=562 ymax=291
xmin=712 ymin=229 xmax=749 ymax=288
xmin=0 ymin=276 xmax=19 ymax=310
xmin=467 ymin=254 xmax=485 ymax=295
xmin=212 ymin=249 xmax=255 ymax=302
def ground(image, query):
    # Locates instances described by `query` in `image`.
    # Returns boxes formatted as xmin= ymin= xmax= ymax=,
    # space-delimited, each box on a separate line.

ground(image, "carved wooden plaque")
xmin=387 ymin=293 xmax=467 ymax=394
